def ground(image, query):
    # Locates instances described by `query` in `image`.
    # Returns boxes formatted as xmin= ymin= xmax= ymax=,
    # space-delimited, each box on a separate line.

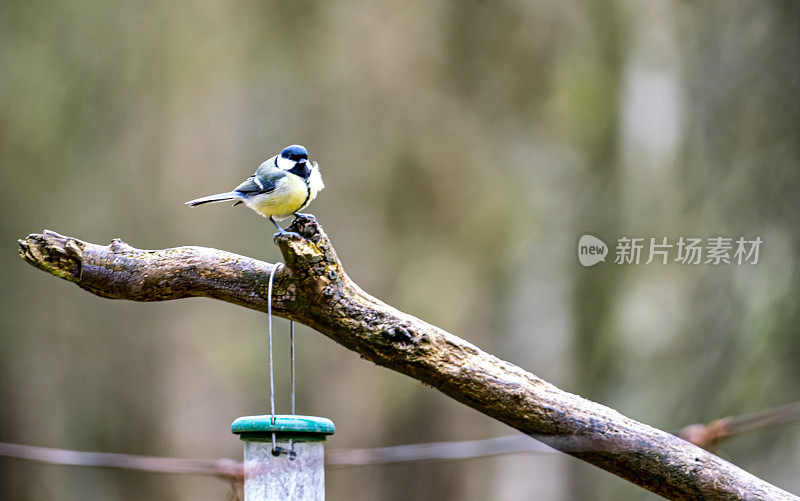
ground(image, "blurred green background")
xmin=2 ymin=1 xmax=799 ymax=499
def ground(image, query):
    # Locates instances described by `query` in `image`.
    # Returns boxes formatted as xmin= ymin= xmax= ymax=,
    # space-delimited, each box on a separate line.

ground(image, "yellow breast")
xmin=247 ymin=175 xmax=309 ymax=220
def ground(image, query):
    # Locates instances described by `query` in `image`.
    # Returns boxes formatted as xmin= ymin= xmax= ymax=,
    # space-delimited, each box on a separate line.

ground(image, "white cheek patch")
xmin=276 ymin=155 xmax=294 ymax=171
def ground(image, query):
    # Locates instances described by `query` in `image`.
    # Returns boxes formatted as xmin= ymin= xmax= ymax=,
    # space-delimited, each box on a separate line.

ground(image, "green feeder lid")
xmin=231 ymin=415 xmax=335 ymax=440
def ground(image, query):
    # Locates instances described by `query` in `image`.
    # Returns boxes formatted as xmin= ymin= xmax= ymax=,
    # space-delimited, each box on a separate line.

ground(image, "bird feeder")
xmin=232 ymin=414 xmax=335 ymax=501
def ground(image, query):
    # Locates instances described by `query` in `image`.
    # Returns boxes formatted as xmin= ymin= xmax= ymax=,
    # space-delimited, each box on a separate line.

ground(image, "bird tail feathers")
xmin=185 ymin=192 xmax=240 ymax=206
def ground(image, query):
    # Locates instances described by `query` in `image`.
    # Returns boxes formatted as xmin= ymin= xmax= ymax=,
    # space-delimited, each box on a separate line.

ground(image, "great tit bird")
xmin=185 ymin=145 xmax=324 ymax=234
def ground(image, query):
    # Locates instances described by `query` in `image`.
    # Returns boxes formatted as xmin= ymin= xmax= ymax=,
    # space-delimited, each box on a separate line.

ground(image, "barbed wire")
xmin=0 ymin=441 xmax=242 ymax=478
xmin=327 ymin=434 xmax=556 ymax=466
xmin=0 ymin=400 xmax=797 ymax=483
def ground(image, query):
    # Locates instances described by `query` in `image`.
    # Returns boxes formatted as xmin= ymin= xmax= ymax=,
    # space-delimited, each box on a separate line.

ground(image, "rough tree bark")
xmin=17 ymin=216 xmax=797 ymax=500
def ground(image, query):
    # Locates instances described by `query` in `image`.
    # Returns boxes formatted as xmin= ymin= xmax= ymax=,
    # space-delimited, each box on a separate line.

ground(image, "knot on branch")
xmin=280 ymin=215 xmax=340 ymax=268
xmin=382 ymin=325 xmax=419 ymax=348
xmin=274 ymin=215 xmax=349 ymax=308
xmin=109 ymin=238 xmax=136 ymax=253
xmin=18 ymin=230 xmax=86 ymax=283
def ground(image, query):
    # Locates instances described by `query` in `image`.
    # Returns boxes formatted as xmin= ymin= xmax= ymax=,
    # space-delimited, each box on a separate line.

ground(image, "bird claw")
xmin=272 ymin=216 xmax=305 ymax=242
xmin=273 ymin=230 xmax=302 ymax=241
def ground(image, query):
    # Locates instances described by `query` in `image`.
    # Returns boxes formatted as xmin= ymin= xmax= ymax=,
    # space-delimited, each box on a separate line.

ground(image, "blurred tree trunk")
xmin=569 ymin=1 xmax=625 ymax=498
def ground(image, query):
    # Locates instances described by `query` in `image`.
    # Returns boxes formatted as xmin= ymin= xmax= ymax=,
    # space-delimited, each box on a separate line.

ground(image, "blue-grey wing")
xmin=234 ymin=156 xmax=282 ymax=195
xmin=234 ymin=175 xmax=275 ymax=194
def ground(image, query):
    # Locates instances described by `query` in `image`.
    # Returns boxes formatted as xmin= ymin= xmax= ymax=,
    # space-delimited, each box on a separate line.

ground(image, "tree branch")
xmin=17 ymin=216 xmax=797 ymax=500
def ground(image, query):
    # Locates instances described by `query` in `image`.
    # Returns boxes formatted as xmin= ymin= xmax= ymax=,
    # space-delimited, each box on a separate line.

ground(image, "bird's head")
xmin=276 ymin=144 xmax=309 ymax=172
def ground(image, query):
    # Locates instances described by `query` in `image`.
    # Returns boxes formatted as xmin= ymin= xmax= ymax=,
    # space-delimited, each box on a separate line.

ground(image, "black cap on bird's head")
xmin=281 ymin=145 xmax=309 ymax=162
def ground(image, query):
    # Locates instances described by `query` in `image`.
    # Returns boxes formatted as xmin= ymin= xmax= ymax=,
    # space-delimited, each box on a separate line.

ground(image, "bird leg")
xmin=271 ymin=217 xmax=301 ymax=241
xmin=270 ymin=217 xmax=289 ymax=239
